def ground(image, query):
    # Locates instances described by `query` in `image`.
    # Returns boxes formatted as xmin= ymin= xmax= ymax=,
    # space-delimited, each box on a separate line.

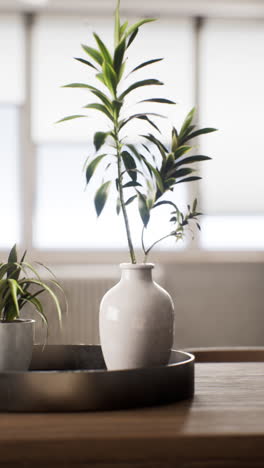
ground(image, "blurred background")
xmin=0 ymin=0 xmax=264 ymax=348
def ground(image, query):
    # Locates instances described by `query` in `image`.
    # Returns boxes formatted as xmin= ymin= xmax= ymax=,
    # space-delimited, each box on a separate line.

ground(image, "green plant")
xmin=59 ymin=1 xmax=216 ymax=263
xmin=0 ymin=245 xmax=64 ymax=332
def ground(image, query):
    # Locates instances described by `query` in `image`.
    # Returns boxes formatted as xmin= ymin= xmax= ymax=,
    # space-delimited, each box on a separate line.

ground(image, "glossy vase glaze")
xmin=99 ymin=263 xmax=174 ymax=370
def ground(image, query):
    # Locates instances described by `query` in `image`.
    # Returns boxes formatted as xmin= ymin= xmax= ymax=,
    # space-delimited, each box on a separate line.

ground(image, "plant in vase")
xmin=0 ymin=244 xmax=64 ymax=371
xmin=60 ymin=0 xmax=216 ymax=369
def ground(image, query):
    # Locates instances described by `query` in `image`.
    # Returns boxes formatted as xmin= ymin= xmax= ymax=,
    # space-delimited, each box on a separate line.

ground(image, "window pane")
xmin=32 ymin=15 xmax=195 ymax=142
xmin=32 ymin=16 xmax=112 ymax=142
xmin=0 ymin=106 xmax=20 ymax=247
xmin=201 ymin=216 xmax=264 ymax=250
xmin=200 ymin=19 xmax=264 ymax=215
xmin=33 ymin=15 xmax=193 ymax=250
xmin=0 ymin=15 xmax=25 ymax=104
xmin=34 ymin=144 xmax=187 ymax=250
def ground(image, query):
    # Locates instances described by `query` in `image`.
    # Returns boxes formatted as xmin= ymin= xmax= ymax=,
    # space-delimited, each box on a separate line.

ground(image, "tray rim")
xmin=0 ymin=347 xmax=195 ymax=375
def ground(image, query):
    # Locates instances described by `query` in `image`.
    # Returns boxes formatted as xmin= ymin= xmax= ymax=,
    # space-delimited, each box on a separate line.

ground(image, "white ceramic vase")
xmin=0 ymin=319 xmax=35 ymax=371
xmin=99 ymin=263 xmax=174 ymax=370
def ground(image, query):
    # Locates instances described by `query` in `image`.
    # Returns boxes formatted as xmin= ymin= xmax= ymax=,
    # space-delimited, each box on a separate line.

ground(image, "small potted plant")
xmin=60 ymin=1 xmax=216 ymax=370
xmin=0 ymin=244 xmax=64 ymax=371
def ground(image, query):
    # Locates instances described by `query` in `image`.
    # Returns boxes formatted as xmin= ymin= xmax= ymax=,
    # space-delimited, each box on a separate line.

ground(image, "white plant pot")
xmin=0 ymin=319 xmax=35 ymax=371
xmin=99 ymin=263 xmax=174 ymax=370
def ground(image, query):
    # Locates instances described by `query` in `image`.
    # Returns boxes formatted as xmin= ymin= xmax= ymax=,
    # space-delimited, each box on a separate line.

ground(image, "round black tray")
xmin=0 ymin=345 xmax=194 ymax=412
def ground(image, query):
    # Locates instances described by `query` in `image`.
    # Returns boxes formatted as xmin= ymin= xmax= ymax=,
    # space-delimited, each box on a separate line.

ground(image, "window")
xmin=32 ymin=15 xmax=193 ymax=250
xmin=0 ymin=15 xmax=25 ymax=248
xmin=0 ymin=4 xmax=263 ymax=257
xmin=199 ymin=18 xmax=264 ymax=249
xmin=0 ymin=106 xmax=20 ymax=247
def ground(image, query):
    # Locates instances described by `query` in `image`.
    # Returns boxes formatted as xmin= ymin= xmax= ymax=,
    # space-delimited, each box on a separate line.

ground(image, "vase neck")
xmin=120 ymin=264 xmax=154 ymax=282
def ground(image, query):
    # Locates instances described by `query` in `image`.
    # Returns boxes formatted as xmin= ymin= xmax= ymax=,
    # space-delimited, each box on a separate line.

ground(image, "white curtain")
xmin=200 ymin=19 xmax=264 ymax=215
xmin=0 ymin=15 xmax=25 ymax=104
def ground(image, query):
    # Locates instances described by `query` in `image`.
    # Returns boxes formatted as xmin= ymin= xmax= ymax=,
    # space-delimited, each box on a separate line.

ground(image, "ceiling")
xmin=0 ymin=0 xmax=263 ymax=18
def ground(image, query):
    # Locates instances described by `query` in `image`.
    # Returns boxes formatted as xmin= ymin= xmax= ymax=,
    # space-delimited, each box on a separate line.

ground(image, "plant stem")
xmin=141 ymin=226 xmax=147 ymax=261
xmin=115 ymin=133 xmax=136 ymax=264
xmin=144 ymin=233 xmax=174 ymax=263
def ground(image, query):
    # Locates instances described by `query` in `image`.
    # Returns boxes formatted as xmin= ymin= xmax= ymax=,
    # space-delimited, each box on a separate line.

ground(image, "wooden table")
xmin=1 ymin=348 xmax=264 ymax=468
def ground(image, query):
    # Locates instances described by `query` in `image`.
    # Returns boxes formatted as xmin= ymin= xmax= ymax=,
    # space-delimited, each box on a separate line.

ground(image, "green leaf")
xmin=153 ymin=200 xmax=178 ymax=211
xmin=91 ymin=89 xmax=113 ymax=112
xmin=81 ymin=44 xmax=103 ymax=66
xmin=123 ymin=181 xmax=142 ymax=188
xmin=179 ymin=124 xmax=196 ymax=143
xmin=0 ymin=264 xmax=16 ymax=280
xmin=137 ymin=192 xmax=150 ymax=227
xmin=34 ymin=262 xmax=59 ymax=283
xmin=6 ymin=245 xmax=19 ymax=280
xmin=119 ymin=61 xmax=126 ymax=80
xmin=125 ymin=195 xmax=137 ymax=206
xmin=7 ymin=279 xmax=22 ymax=318
xmin=127 ymin=28 xmax=138 ymax=48
xmin=19 ymin=261 xmax=42 ymax=280
xmin=86 ymin=154 xmax=107 ymax=185
xmin=94 ymin=132 xmax=108 ymax=151
xmin=141 ymin=134 xmax=168 ymax=158
xmin=120 ymin=113 xmax=164 ymax=132
xmin=179 ymin=108 xmax=196 ymax=139
xmin=174 ymin=168 xmax=194 ymax=179
xmin=56 ymin=115 xmax=87 ymax=123
xmin=96 ymin=73 xmax=107 ymax=86
xmin=171 ymin=127 xmax=178 ymax=152
xmin=114 ymin=0 xmax=121 ymax=46
xmin=135 ymin=115 xmax=161 ymax=133
xmin=175 ymin=155 xmax=211 ymax=168
xmin=120 ymin=21 xmax=128 ymax=38
xmin=5 ymin=305 xmax=18 ymax=321
xmin=21 ymin=278 xmax=63 ymax=327
xmin=126 ymin=18 xmax=156 ymax=37
xmin=113 ymin=38 xmax=126 ymax=78
xmin=94 ymin=181 xmax=111 ymax=216
xmin=165 ymin=177 xmax=176 ymax=188
xmin=174 ymin=145 xmax=192 ymax=159
xmin=119 ymin=79 xmax=163 ymax=100
xmin=126 ymin=144 xmax=143 ymax=163
xmin=74 ymin=57 xmax=99 ymax=71
xmin=139 ymin=98 xmax=176 ymax=105
xmin=141 ymin=143 xmax=151 ymax=154
xmin=83 ymin=103 xmax=113 ymax=121
xmin=176 ymin=176 xmax=202 ymax=185
xmin=146 ymin=180 xmax=155 ymax=209
xmin=62 ymin=83 xmax=98 ymax=90
xmin=164 ymin=153 xmax=175 ymax=171
xmin=93 ymin=33 xmax=113 ymax=65
xmin=130 ymin=58 xmax=163 ymax=73
xmin=8 ymin=245 xmax=17 ymax=264
xmin=103 ymin=61 xmax=117 ymax=94
xmin=143 ymin=160 xmax=164 ymax=193
xmin=20 ymin=250 xmax=27 ymax=263
xmin=181 ymin=127 xmax=217 ymax=144
xmin=193 ymin=198 xmax=198 ymax=211
xmin=122 ymin=151 xmax=137 ymax=181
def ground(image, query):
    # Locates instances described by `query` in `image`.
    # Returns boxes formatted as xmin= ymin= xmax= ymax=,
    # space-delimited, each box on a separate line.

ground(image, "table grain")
xmin=1 ymin=350 xmax=264 ymax=468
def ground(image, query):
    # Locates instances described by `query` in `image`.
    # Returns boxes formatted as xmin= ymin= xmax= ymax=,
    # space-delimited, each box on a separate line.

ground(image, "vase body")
xmin=99 ymin=263 xmax=174 ymax=370
xmin=0 ymin=319 xmax=35 ymax=371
